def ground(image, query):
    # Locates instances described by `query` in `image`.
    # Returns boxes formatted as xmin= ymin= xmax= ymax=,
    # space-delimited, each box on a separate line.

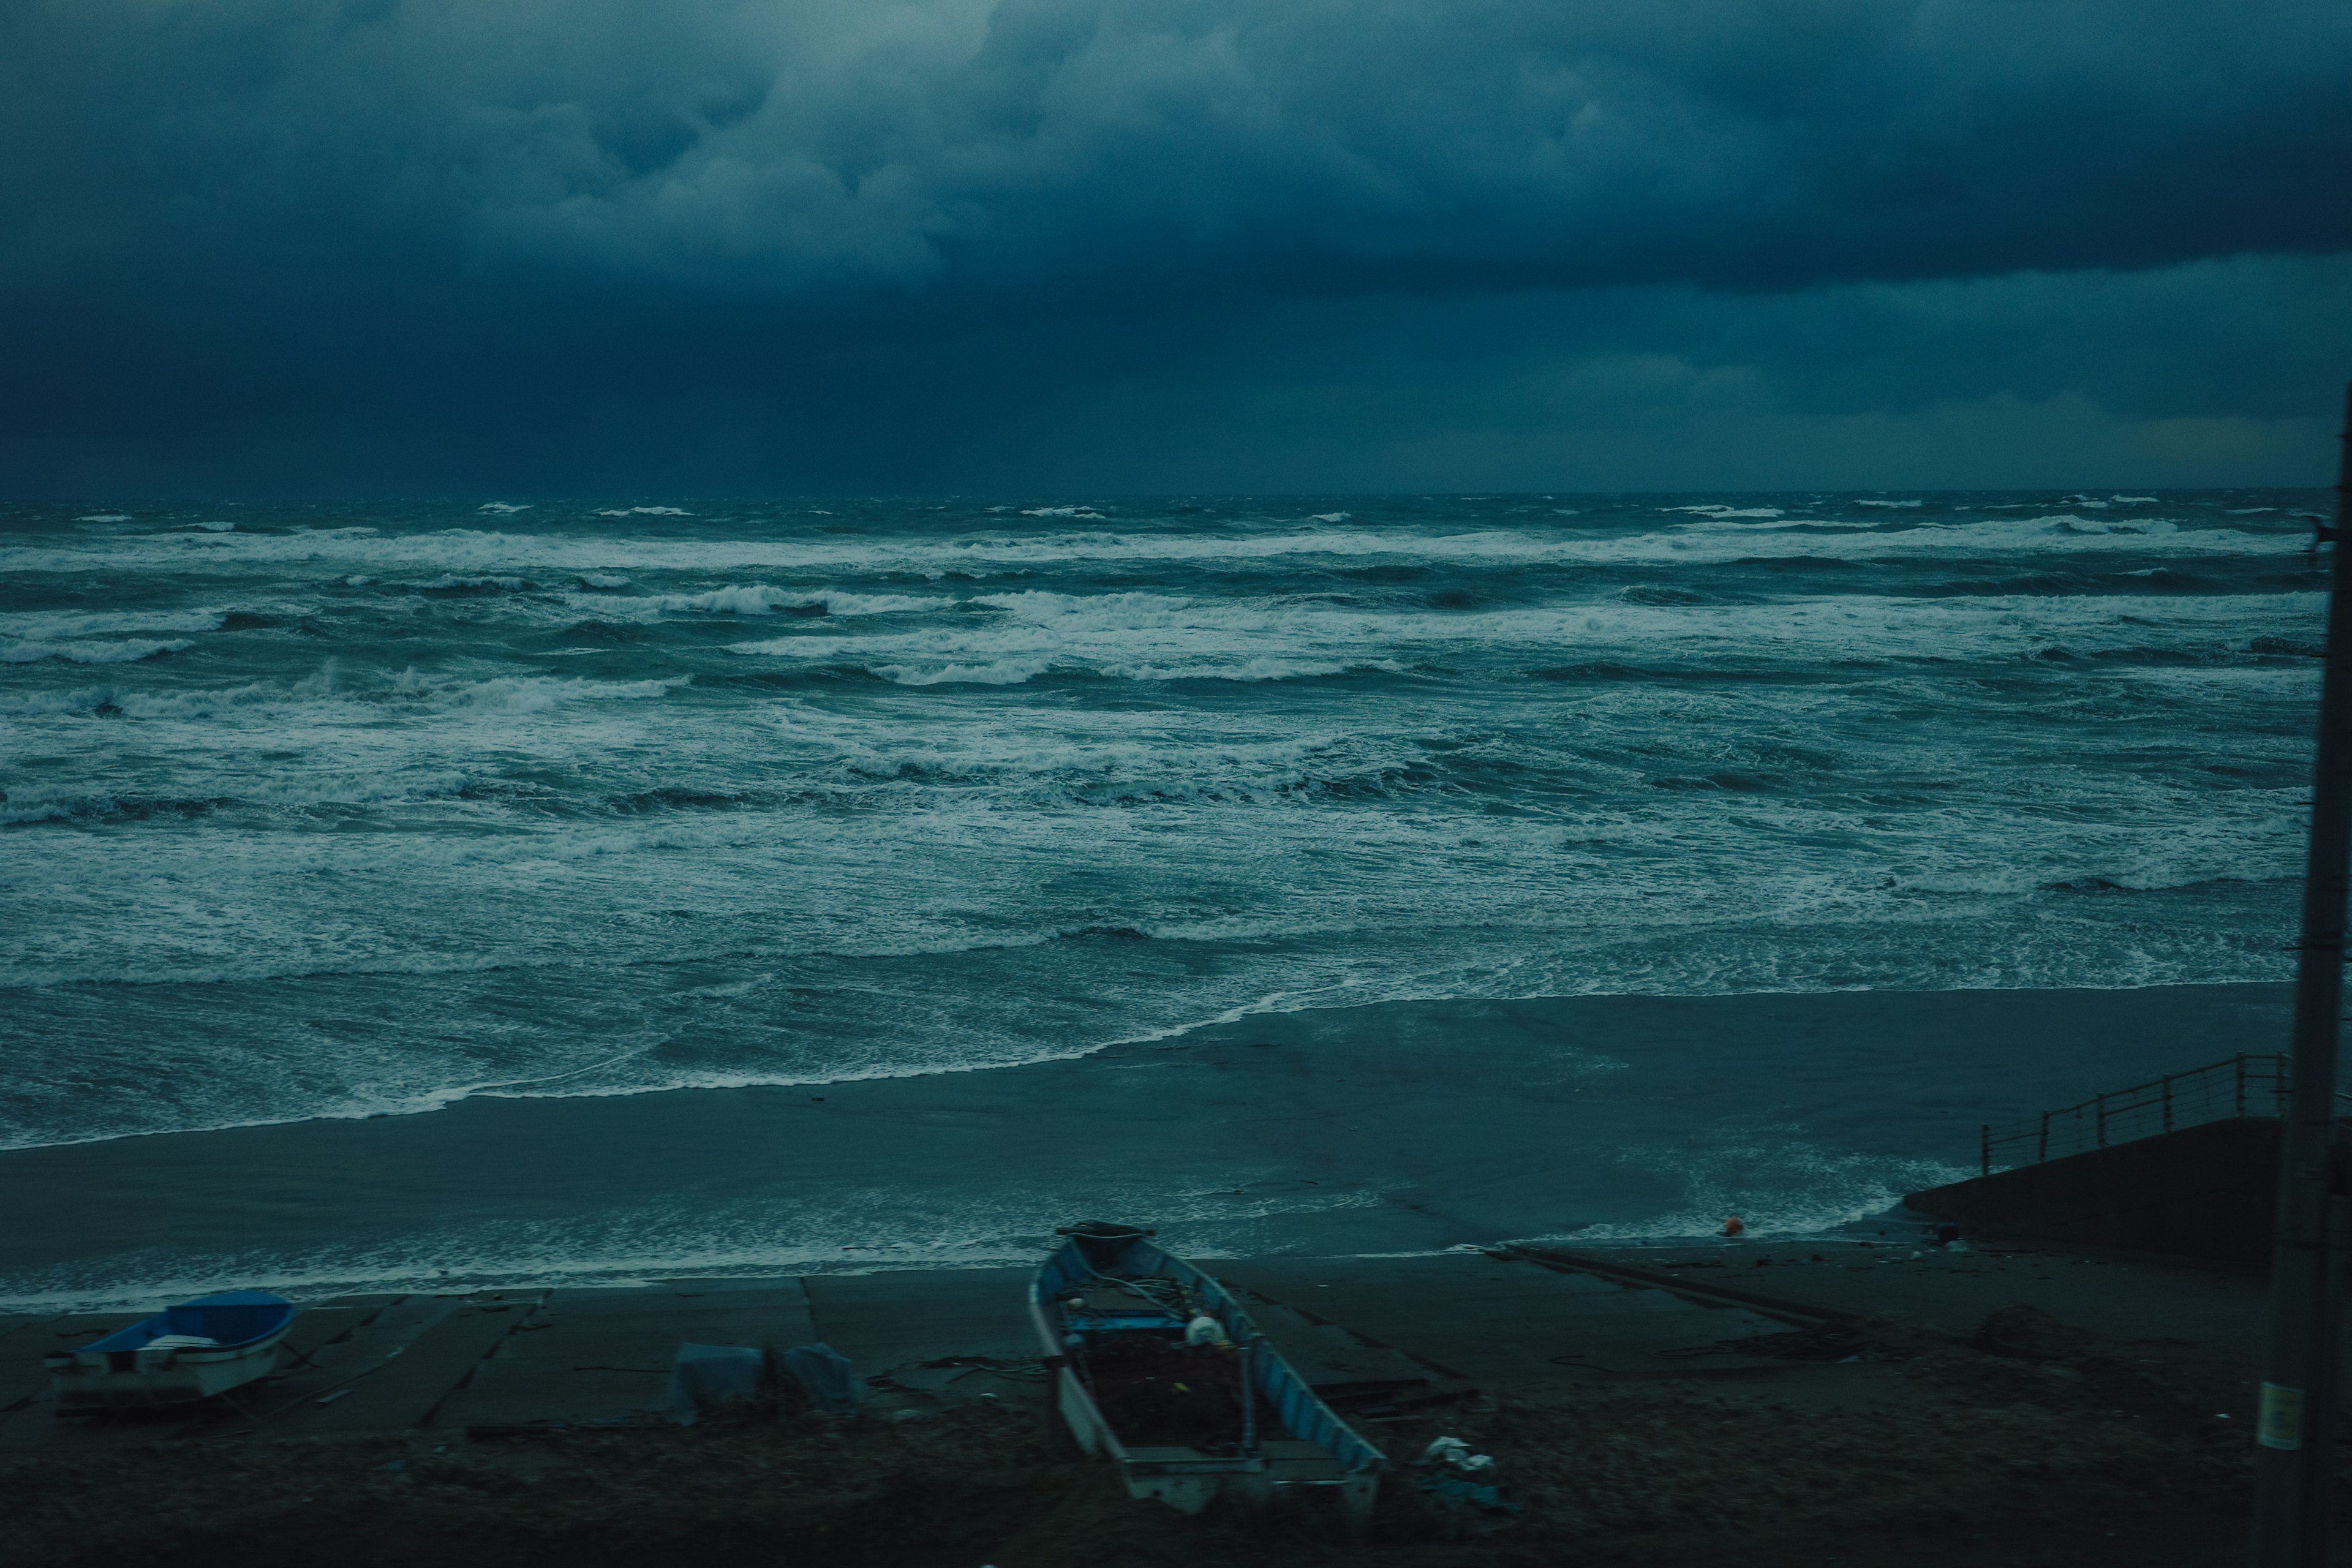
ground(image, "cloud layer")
xmin=3 ymin=0 xmax=2348 ymax=492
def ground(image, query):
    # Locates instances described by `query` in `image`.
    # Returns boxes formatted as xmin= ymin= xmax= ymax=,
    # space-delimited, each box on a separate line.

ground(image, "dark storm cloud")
xmin=2 ymin=0 xmax=2348 ymax=492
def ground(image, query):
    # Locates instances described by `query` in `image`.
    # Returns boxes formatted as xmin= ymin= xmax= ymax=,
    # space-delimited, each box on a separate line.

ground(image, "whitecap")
xmin=619 ymin=584 xmax=949 ymax=618
xmin=638 ymin=584 xmax=813 ymax=616
xmin=0 ymin=507 xmax=2297 ymax=584
xmin=1104 ymin=657 xmax=1406 ymax=683
xmin=1308 ymin=512 xmax=1351 ymax=523
xmin=402 ymin=574 xmax=536 ymax=592
xmin=578 ymin=573 xmax=633 ymax=590
xmin=2111 ymin=495 xmax=2158 ymax=505
xmin=1855 ymin=500 xmax=1923 ymax=509
xmin=74 ymin=513 xmax=132 ymax=523
xmin=813 ymin=590 xmax=952 ymax=616
xmin=430 ymin=674 xmax=688 ymax=712
xmin=478 ymin=502 xmax=531 ymax=513
xmin=869 ymin=658 xmax=1059 ymax=686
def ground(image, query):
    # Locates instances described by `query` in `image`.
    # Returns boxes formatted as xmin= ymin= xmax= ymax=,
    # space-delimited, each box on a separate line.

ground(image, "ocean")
xmin=0 ymin=491 xmax=2331 ymax=1297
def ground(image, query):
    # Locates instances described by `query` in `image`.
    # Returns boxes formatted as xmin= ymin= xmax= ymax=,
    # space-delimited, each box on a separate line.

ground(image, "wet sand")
xmin=0 ymin=982 xmax=2292 ymax=1304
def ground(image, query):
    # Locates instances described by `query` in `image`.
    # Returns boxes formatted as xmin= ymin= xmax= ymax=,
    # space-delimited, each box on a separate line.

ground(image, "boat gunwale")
xmin=1030 ymin=1230 xmax=1385 ymax=1483
xmin=45 ymin=1291 xmax=298 ymax=1373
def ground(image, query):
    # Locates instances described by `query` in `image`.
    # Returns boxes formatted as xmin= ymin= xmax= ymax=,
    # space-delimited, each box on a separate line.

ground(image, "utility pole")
xmin=2254 ymin=382 xmax=2352 ymax=1567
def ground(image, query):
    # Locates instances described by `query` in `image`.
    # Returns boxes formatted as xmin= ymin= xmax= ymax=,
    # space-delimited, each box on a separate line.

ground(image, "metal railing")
xmin=1979 ymin=1053 xmax=2290 ymax=1175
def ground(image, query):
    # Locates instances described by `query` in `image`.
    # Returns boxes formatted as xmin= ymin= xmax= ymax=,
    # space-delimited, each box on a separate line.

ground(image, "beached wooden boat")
xmin=47 ymin=1290 xmax=296 ymax=1411
xmin=1030 ymin=1223 xmax=1384 ymax=1531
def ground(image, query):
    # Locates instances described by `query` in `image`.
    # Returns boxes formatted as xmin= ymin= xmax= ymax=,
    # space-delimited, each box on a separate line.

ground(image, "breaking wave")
xmin=609 ymin=584 xmax=952 ymax=618
xmin=0 ymin=507 xmax=2300 ymax=584
xmin=0 ymin=487 xmax=2325 ymax=1173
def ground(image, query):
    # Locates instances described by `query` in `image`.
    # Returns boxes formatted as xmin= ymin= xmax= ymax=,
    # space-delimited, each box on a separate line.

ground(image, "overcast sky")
xmin=4 ymin=0 xmax=2348 ymax=496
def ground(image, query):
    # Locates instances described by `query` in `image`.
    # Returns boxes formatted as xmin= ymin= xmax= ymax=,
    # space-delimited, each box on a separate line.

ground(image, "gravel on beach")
xmin=0 ymin=1308 xmax=2307 ymax=1568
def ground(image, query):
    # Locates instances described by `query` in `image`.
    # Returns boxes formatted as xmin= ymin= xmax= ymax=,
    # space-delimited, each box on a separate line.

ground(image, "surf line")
xmin=459 ymin=1046 xmax=658 ymax=1098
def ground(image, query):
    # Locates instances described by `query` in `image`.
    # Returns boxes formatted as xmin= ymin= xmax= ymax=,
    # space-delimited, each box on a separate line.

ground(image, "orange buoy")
xmin=1722 ymin=1215 xmax=1745 ymax=1237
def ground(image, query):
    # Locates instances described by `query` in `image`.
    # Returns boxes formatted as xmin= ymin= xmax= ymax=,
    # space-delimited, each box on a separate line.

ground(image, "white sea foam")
xmin=602 ymin=583 xmax=952 ymax=618
xmin=869 ymin=657 xmax=1061 ymax=685
xmin=724 ymin=584 xmax=2321 ymax=685
xmin=1855 ymin=499 xmax=1923 ymax=509
xmin=74 ymin=513 xmax=132 ymax=522
xmin=398 ymin=573 xmax=537 ymax=591
xmin=478 ymin=502 xmax=531 ymax=513
xmin=0 ymin=494 xmax=2322 ymax=1194
xmin=641 ymin=583 xmax=823 ymax=615
xmin=387 ymin=671 xmax=692 ymax=714
xmin=1564 ymin=1139 xmax=1973 ymax=1242
xmin=0 ymin=511 xmax=2299 ymax=581
xmin=0 ymin=1177 xmax=1387 ymax=1310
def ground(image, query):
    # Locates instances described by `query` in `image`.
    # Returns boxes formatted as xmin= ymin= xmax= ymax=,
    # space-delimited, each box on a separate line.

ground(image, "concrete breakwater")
xmin=1907 ymin=1117 xmax=2285 ymax=1271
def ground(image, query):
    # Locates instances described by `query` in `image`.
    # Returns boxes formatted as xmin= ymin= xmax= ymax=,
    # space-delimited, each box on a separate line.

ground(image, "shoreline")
xmin=1 ymin=972 xmax=2297 ymax=1159
xmin=0 ymin=981 xmax=2293 ymax=1309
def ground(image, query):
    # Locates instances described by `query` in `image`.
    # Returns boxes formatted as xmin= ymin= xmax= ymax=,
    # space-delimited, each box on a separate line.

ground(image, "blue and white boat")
xmin=1030 ymin=1223 xmax=1384 ymax=1531
xmin=47 ymin=1290 xmax=296 ymax=1410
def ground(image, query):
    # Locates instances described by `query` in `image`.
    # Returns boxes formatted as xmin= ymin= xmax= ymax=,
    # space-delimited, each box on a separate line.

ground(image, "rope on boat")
xmin=1066 ymin=1267 xmax=1194 ymax=1315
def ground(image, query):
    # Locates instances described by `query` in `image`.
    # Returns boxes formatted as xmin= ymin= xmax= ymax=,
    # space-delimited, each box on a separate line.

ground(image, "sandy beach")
xmin=0 ymin=982 xmax=2291 ymax=1306
xmin=0 ymin=1235 xmax=2290 ymax=1567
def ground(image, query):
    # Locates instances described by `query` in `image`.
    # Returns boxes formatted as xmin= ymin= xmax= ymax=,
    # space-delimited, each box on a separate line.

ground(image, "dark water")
xmin=0 ymin=491 xmax=2326 ymax=1164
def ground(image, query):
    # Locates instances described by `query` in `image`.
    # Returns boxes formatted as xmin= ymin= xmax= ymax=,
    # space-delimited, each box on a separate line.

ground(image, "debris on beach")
xmin=780 ymin=1342 xmax=863 ymax=1415
xmin=667 ymin=1341 xmax=863 ymax=1425
xmin=1971 ymin=1303 xmax=2095 ymax=1363
xmin=666 ymin=1343 xmax=765 ymax=1427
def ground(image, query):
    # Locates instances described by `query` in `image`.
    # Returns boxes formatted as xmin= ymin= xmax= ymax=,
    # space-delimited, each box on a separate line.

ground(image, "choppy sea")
xmin=0 ymin=491 xmax=2328 ymax=1166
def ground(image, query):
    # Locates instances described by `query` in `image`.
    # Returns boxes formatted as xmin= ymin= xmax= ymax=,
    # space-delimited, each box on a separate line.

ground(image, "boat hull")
xmin=1031 ymin=1224 xmax=1381 ymax=1531
xmin=47 ymin=1291 xmax=296 ymax=1410
xmin=50 ymin=1335 xmax=292 ymax=1409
